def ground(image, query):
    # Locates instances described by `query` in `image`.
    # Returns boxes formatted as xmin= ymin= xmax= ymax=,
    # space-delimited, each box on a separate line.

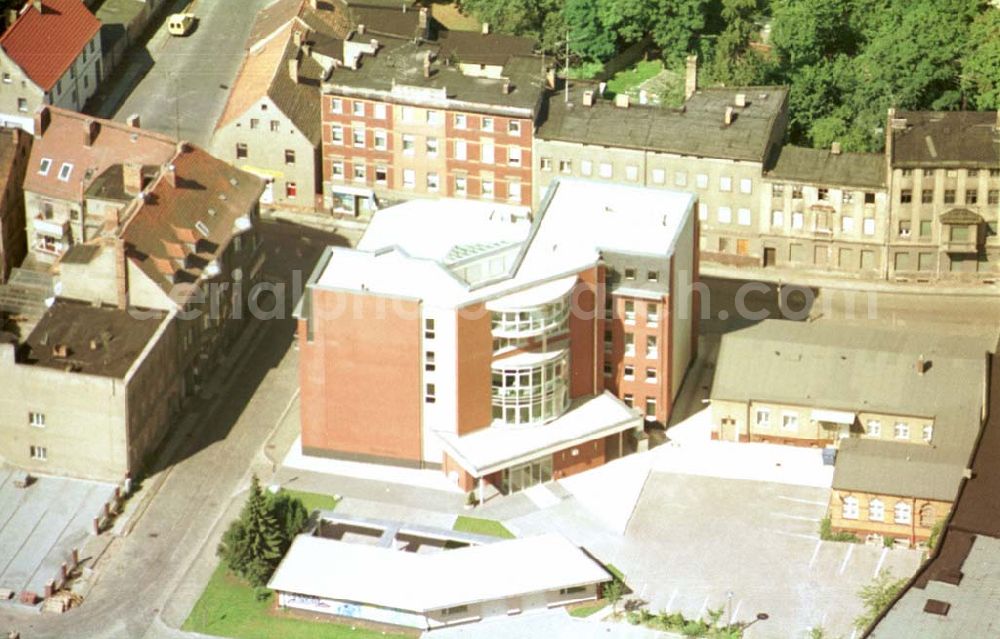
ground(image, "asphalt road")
xmin=99 ymin=0 xmax=275 ymax=147
xmin=0 ymin=222 xmax=350 ymax=639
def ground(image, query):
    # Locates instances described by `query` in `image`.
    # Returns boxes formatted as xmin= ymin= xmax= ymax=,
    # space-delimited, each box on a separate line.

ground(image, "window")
xmin=646 ymin=303 xmax=658 ymax=325
xmin=894 ymin=502 xmax=912 ymax=525
xmin=792 ymin=212 xmax=804 ymax=229
xmin=645 ymin=398 xmax=657 ymax=420
xmin=894 ymin=422 xmax=910 ymax=439
xmin=603 ymin=362 xmax=613 ymax=377
xmin=920 ymin=220 xmax=932 ymax=237
xmin=372 ymin=130 xmax=387 ymax=151
xmin=424 ymin=318 xmax=435 ymax=339
xmin=864 ymin=192 xmax=876 ymax=204
xmin=403 ymin=169 xmax=415 ymax=188
xmin=817 ymin=187 xmax=830 ymax=201
xmin=901 ymin=168 xmax=913 ymax=177
xmin=17 ymin=98 xmax=27 ymax=112
xmin=57 ymin=163 xmax=73 ymax=181
xmin=352 ymin=164 xmax=365 ymax=182
xmin=402 ymin=134 xmax=415 ymax=155
xmin=250 ymin=118 xmax=259 ymax=129
xmin=284 ymin=149 xmax=295 ymax=165
xmin=841 ymin=216 xmax=855 ymax=233
xmin=375 ymin=165 xmax=387 ymax=184
xmin=990 ymin=190 xmax=999 ymax=205
xmin=647 ymin=270 xmax=658 ymax=282
xmin=454 ymin=113 xmax=467 ymax=129
xmin=737 ymin=208 xmax=751 ymax=226
xmin=719 ymin=176 xmax=732 ymax=192
xmin=270 ymin=120 xmax=280 ymax=132
xmin=481 ymin=117 xmax=494 ymax=131
xmin=482 ymin=177 xmax=495 ymax=199
xmin=1 ymin=73 xmax=9 ymax=83
xmin=30 ymin=445 xmax=46 ymax=461
xmin=491 ymin=354 xmax=570 ymax=425
xmin=771 ymin=210 xmax=784 ymax=227
xmin=842 ymin=496 xmax=859 ymax=520
xmin=900 ymin=189 xmax=912 ymax=203
xmin=540 ymin=156 xmax=551 ymax=171
xmin=455 ymin=175 xmax=467 ymax=195
xmin=352 ymin=101 xmax=365 ymax=117
xmin=863 ymin=218 xmax=876 ymax=236
xmin=651 ymin=168 xmax=665 ymax=184
xmin=559 ymin=159 xmax=572 ymax=174
xmin=646 ymin=335 xmax=657 ymax=359
xmin=624 ymin=300 xmax=635 ymax=322
xmin=869 ymin=499 xmax=885 ymax=522
xmin=991 ymin=169 xmax=1000 ymax=178
xmin=782 ymin=412 xmax=798 ymax=431
xmin=624 ymin=333 xmax=635 ymax=356
xmin=424 ymin=351 xmax=435 ymax=372
xmin=772 ymin=184 xmax=785 ymax=197
xmin=645 ymin=368 xmax=657 ymax=383
xmin=624 ymin=268 xmax=635 ymax=280
xmin=508 ymin=181 xmax=522 ymax=203
xmin=921 ymin=189 xmax=933 ymax=204
xmin=401 ymin=106 xmax=415 ymax=122
xmin=425 ymin=383 xmax=436 ymax=403
xmin=427 ymin=172 xmax=439 ymax=192
xmin=456 ymin=140 xmax=468 ymax=161
xmin=331 ymin=160 xmax=344 ymax=178
xmin=718 ymin=207 xmax=732 ymax=224
xmin=966 ymin=189 xmax=978 ymax=204
xmin=374 ymin=103 xmax=387 ymax=119
xmin=624 ymin=364 xmax=635 ymax=380
xmin=922 ymin=424 xmax=933 ymax=443
xmin=560 ymin=586 xmax=587 ymax=596
xmin=38 ymin=158 xmax=52 ymax=176
xmin=508 ymin=146 xmax=521 ymax=166
xmin=604 ymin=329 xmax=613 ymax=345
xmin=235 ymin=142 xmax=248 ymax=158
xmin=508 ymin=120 xmax=521 ymax=135
xmin=330 ymin=124 xmax=344 ymax=144
xmin=898 ymin=220 xmax=911 ymax=237
xmin=792 ymin=186 xmax=803 ymax=199
xmin=330 ymin=98 xmax=343 ymax=113
xmin=755 ymin=408 xmax=770 ymax=427
xmin=426 ymin=110 xmax=442 ymax=126
xmin=625 ymin=165 xmax=639 ymax=182
xmin=867 ymin=420 xmax=881 ymax=437
xmin=920 ymin=504 xmax=936 ymax=528
xmin=599 ymin=163 xmax=613 ymax=178
xmin=696 ymin=173 xmax=708 ymax=189
xmin=739 ymin=178 xmax=753 ymax=194
xmin=581 ymin=160 xmax=592 ymax=176
xmin=944 ymin=189 xmax=956 ymax=204
xmin=698 ymin=203 xmax=708 ymax=221
xmin=426 ymin=137 xmax=439 ymax=156
xmin=29 ymin=412 xmax=45 ymax=428
xmin=285 ymin=182 xmax=297 ymax=198
xmin=352 ymin=127 xmax=365 ymax=148
xmin=623 ymin=394 xmax=634 ymax=408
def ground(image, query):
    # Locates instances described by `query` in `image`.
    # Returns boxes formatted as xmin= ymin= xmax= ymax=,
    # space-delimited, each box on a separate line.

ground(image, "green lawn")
xmin=606 ymin=59 xmax=665 ymax=96
xmin=183 ymin=563 xmax=411 ymax=639
xmin=569 ymin=601 xmax=607 ymax=618
xmin=452 ymin=516 xmax=516 ymax=539
xmin=283 ymin=489 xmax=339 ymax=513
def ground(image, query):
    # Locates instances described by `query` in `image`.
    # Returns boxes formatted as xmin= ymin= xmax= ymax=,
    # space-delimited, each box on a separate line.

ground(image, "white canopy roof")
xmin=267 ymin=533 xmax=610 ymax=613
xmin=811 ymin=408 xmax=856 ymax=425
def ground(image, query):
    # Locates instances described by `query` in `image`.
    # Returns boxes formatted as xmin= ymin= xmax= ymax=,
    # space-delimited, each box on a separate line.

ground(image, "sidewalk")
xmin=702 ymin=263 xmax=1000 ymax=297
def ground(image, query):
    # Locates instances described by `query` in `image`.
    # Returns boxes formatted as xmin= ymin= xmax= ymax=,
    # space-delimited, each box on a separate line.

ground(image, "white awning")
xmin=331 ymin=184 xmax=375 ymax=197
xmin=485 ymin=274 xmax=578 ymax=312
xmin=811 ymin=409 xmax=856 ymax=425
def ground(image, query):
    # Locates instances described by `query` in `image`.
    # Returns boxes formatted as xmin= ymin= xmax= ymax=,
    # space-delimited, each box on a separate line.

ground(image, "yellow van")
xmin=167 ymin=13 xmax=195 ymax=36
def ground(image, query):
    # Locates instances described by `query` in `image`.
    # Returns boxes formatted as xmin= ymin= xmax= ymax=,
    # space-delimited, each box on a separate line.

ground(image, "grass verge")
xmin=283 ymin=489 xmax=339 ymax=513
xmin=453 ymin=516 xmax=516 ymax=539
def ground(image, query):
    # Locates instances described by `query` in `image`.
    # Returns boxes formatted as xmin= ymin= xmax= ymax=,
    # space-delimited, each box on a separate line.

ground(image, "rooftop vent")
xmin=916 ymin=354 xmax=929 ymax=375
xmin=831 ymin=142 xmax=842 ymax=155
xmin=582 ymin=90 xmax=594 ymax=107
xmin=229 ymin=177 xmax=238 ymax=187
xmin=614 ymin=93 xmax=629 ymax=109
xmin=724 ymin=106 xmax=735 ymax=126
xmin=51 ymin=344 xmax=69 ymax=359
xmin=923 ymin=599 xmax=951 ymax=616
xmin=734 ymin=93 xmax=747 ymax=107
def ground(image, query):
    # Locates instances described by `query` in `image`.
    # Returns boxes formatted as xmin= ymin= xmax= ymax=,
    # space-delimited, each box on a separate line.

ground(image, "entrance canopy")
xmin=811 ymin=408 xmax=856 ymax=425
xmin=437 ymin=391 xmax=641 ymax=477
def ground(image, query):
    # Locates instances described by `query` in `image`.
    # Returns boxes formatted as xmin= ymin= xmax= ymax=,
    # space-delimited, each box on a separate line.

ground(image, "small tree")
xmin=604 ymin=580 xmax=625 ymax=618
xmin=266 ymin=490 xmax=309 ymax=554
xmin=217 ymin=475 xmax=285 ymax=587
xmin=854 ymin=569 xmax=906 ymax=631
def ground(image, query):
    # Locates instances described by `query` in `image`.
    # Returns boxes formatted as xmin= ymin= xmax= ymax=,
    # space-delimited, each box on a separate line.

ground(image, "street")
xmin=92 ymin=0 xmax=274 ymax=146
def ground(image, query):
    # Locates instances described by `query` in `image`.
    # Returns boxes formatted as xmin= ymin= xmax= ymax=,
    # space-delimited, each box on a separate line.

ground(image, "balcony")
xmin=940 ymin=209 xmax=983 ymax=254
xmin=32 ymin=216 xmax=69 ymax=239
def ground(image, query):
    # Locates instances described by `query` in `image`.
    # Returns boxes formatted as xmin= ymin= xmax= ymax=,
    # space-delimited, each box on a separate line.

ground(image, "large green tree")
xmin=217 ymin=475 xmax=286 ymax=588
xmin=457 ymin=0 xmax=565 ymax=52
xmin=961 ymin=9 xmax=1000 ymax=109
xmin=709 ymin=0 xmax=767 ymax=86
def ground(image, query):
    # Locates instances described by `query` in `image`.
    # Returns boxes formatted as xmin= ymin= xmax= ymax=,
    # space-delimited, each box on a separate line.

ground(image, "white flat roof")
xmin=267 ymin=533 xmax=610 ymax=613
xmin=312 ymin=180 xmax=695 ymax=308
xmin=437 ymin=391 xmax=642 ymax=476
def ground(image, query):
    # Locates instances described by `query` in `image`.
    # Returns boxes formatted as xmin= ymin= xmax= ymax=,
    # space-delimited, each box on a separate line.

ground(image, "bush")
xmin=819 ymin=517 xmax=861 ymax=543
xmin=883 ymin=535 xmax=895 ymax=548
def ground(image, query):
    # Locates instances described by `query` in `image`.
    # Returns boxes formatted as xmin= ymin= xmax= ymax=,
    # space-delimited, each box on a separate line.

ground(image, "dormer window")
xmin=57 ymin=163 xmax=73 ymax=181
xmin=38 ymin=158 xmax=52 ymax=175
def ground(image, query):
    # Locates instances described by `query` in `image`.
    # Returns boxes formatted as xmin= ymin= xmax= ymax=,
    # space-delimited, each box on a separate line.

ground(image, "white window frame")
xmin=352 ymin=164 xmax=365 ymax=182
xmin=894 ymin=501 xmax=912 ymax=525
xmin=598 ymin=163 xmax=612 ymax=179
xmin=29 ymin=412 xmax=45 ymax=428
xmin=893 ymin=422 xmax=910 ymax=440
xmin=625 ymin=165 xmax=639 ymax=182
xmin=427 ymin=172 xmax=439 ymax=192
xmin=581 ymin=160 xmax=592 ymax=176
xmin=720 ymin=176 xmax=732 ymax=192
xmin=38 ymin=158 xmax=52 ymax=176
xmin=481 ymin=141 xmax=495 ymax=165
xmin=57 ymin=163 xmax=73 ymax=182
xmin=402 ymin=168 xmax=416 ymax=189
xmin=455 ymin=140 xmax=468 ymax=161
xmin=842 ymin=496 xmax=859 ymax=520
xmin=331 ymin=160 xmax=345 ymax=179
xmin=330 ymin=124 xmax=344 ymax=144
xmin=352 ymin=101 xmax=365 ymax=117
xmin=373 ymin=103 xmax=387 ymax=119
xmin=508 ymin=146 xmax=522 ymax=167
xmin=402 ymin=134 xmax=415 ymax=156
xmin=771 ymin=210 xmax=784 ymax=227
xmin=869 ymin=499 xmax=885 ymax=522
xmin=508 ymin=181 xmax=522 ymax=203
xmin=922 ymin=424 xmax=933 ymax=443
xmin=698 ymin=203 xmax=708 ymax=221
xmin=755 ymin=408 xmax=770 ymax=428
xmin=481 ymin=117 xmax=494 ymax=132
xmin=427 ymin=137 xmax=439 ymax=157
xmin=867 ymin=420 xmax=881 ymax=437
xmin=454 ymin=113 xmax=467 ymax=129
xmin=841 ymin=216 xmax=856 ymax=234
xmin=373 ymin=130 xmax=388 ymax=151
xmin=651 ymin=168 xmax=665 ymax=184
xmin=863 ymin=218 xmax=876 ymax=236
xmin=482 ymin=177 xmax=495 ymax=199
xmin=645 ymin=368 xmax=657 ymax=383
xmin=718 ymin=207 xmax=732 ymax=224
xmin=739 ymin=178 xmax=753 ymax=194
xmin=781 ymin=411 xmax=799 ymax=431
xmin=696 ymin=173 xmax=708 ymax=189
xmin=30 ymin=445 xmax=46 ymax=461
xmin=508 ymin=120 xmax=521 ymax=135
xmin=737 ymin=208 xmax=751 ymax=226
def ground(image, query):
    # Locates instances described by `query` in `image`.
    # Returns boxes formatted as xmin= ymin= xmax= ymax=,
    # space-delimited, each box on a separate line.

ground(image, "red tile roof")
xmin=0 ymin=0 xmax=101 ymax=92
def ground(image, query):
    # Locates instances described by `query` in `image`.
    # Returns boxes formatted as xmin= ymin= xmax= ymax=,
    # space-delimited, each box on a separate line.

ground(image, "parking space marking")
xmin=666 ymin=588 xmax=678 ymax=612
xmin=773 ymin=512 xmax=821 ymax=522
xmin=731 ymin=599 xmax=742 ymax=624
xmin=769 ymin=529 xmax=819 ymax=541
xmin=778 ymin=496 xmax=828 ymax=507
xmin=874 ymin=547 xmax=888 ymax=577
xmin=697 ymin=595 xmax=709 ymax=619
xmin=808 ymin=540 xmax=823 ymax=569
xmin=839 ymin=544 xmax=854 ymax=575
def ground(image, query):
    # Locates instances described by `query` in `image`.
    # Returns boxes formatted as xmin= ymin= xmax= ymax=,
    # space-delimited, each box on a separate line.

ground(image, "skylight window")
xmin=195 ymin=221 xmax=210 ymax=237
xmin=57 ymin=163 xmax=73 ymax=181
xmin=38 ymin=158 xmax=52 ymax=175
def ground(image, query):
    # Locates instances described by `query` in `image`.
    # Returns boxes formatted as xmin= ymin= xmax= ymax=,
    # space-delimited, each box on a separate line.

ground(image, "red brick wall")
xmin=553 ymin=438 xmax=606 ymax=479
xmin=444 ymin=110 xmax=533 ymax=202
xmin=322 ymin=95 xmax=395 ymax=190
xmin=455 ymin=303 xmax=493 ymax=436
xmin=568 ymin=267 xmax=599 ymax=399
xmin=299 ymin=289 xmax=422 ymax=464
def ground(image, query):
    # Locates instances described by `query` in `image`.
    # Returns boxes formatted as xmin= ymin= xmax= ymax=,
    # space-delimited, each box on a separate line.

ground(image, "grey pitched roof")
xmin=711 ymin=320 xmax=992 ymax=499
xmin=890 ymin=111 xmax=999 ymax=168
xmin=765 ymin=145 xmax=886 ymax=189
xmin=537 ymin=86 xmax=789 ymax=163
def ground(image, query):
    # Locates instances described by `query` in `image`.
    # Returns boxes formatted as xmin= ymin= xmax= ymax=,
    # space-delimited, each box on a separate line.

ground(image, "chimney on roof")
xmin=34 ymin=106 xmax=50 ymax=136
xmin=357 ymin=23 xmax=365 ymax=35
xmin=288 ymin=56 xmax=299 ymax=83
xmin=32 ymin=0 xmax=41 ymax=13
xmin=114 ymin=238 xmax=129 ymax=310
xmin=5 ymin=8 xmax=16 ymax=27
xmin=418 ymin=7 xmax=428 ymax=33
xmin=309 ymin=0 xmax=316 ymax=8
xmin=734 ymin=92 xmax=747 ymax=108
xmin=831 ymin=141 xmax=842 ymax=155
xmin=501 ymin=79 xmax=510 ymax=95
xmin=293 ymin=30 xmax=303 ymax=47
xmin=165 ymin=163 xmax=177 ymax=188
xmin=481 ymin=22 xmax=490 ymax=35
xmin=916 ymin=354 xmax=928 ymax=375
xmin=724 ymin=106 xmax=735 ymax=126
xmin=52 ymin=344 xmax=69 ymax=358
xmin=423 ymin=51 xmax=432 ymax=78
xmin=614 ymin=93 xmax=629 ymax=109
xmin=582 ymin=90 xmax=594 ymax=107
xmin=126 ymin=113 xmax=140 ymax=128
xmin=123 ymin=161 xmax=143 ymax=195
xmin=545 ymin=68 xmax=556 ymax=89
xmin=177 ymin=140 xmax=189 ymax=154
xmin=83 ymin=119 xmax=99 ymax=147
xmin=684 ymin=54 xmax=698 ymax=100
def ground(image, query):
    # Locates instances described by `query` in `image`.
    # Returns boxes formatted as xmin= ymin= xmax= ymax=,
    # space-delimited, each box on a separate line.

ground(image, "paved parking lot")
xmin=0 ymin=467 xmax=114 ymax=601
xmin=616 ymin=473 xmax=923 ymax=639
